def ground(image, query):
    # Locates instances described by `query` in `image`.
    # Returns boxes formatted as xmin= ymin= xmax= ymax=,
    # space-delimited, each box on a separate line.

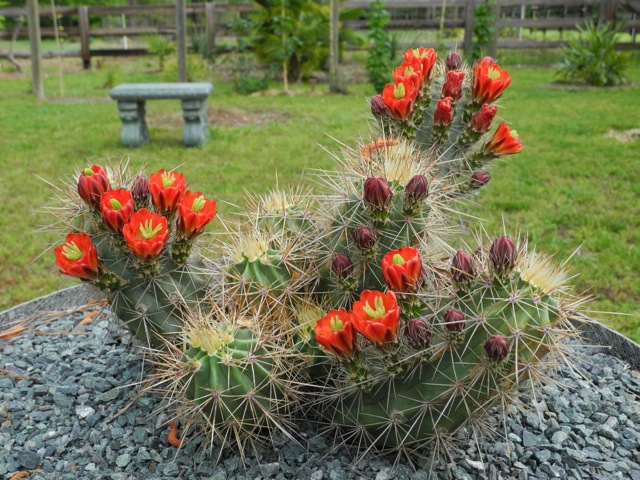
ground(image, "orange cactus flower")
xmin=433 ymin=97 xmax=454 ymax=127
xmin=442 ymin=70 xmax=465 ymax=102
xmin=381 ymin=79 xmax=419 ymax=120
xmin=122 ymin=208 xmax=169 ymax=260
xmin=148 ymin=169 xmax=186 ymax=214
xmin=381 ymin=247 xmax=423 ymax=292
xmin=54 ymin=233 xmax=99 ymax=280
xmin=78 ymin=165 xmax=110 ymax=209
xmin=176 ymin=190 xmax=217 ymax=239
xmin=484 ymin=122 xmax=523 ymax=156
xmin=403 ymin=47 xmax=438 ymax=82
xmin=351 ymin=290 xmax=400 ymax=347
xmin=392 ymin=60 xmax=424 ymax=90
xmin=472 ymin=61 xmax=511 ymax=105
xmin=314 ymin=308 xmax=358 ymax=359
xmin=100 ymin=189 xmax=134 ymax=233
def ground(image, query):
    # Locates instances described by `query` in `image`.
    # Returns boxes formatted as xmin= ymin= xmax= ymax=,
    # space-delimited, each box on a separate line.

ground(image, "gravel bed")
xmin=2 ymin=308 xmax=640 ymax=480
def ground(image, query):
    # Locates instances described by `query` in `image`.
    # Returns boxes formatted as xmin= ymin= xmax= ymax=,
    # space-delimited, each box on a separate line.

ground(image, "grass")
xmin=0 ymin=54 xmax=639 ymax=341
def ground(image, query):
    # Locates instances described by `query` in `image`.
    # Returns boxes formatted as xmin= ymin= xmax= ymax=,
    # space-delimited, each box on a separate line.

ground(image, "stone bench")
xmin=109 ymin=83 xmax=213 ymax=147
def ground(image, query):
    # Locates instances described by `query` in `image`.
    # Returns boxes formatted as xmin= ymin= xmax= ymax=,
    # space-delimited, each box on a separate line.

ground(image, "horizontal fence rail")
xmin=1 ymin=0 xmax=638 ymax=66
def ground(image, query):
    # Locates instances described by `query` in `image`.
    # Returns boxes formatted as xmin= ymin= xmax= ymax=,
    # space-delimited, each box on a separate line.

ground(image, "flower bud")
xmin=451 ymin=251 xmax=475 ymax=283
xmin=363 ymin=176 xmax=393 ymax=211
xmin=405 ymin=174 xmax=429 ymax=204
xmin=442 ymin=70 xmax=465 ymax=102
xmin=352 ymin=226 xmax=377 ymax=251
xmin=484 ymin=335 xmax=510 ymax=361
xmin=470 ymin=171 xmax=491 ymax=189
xmin=489 ymin=235 xmax=517 ymax=273
xmin=132 ymin=174 xmax=150 ymax=208
xmin=404 ymin=318 xmax=432 ymax=349
xmin=443 ymin=309 xmax=466 ymax=333
xmin=433 ymin=97 xmax=454 ymax=126
xmin=445 ymin=51 xmax=462 ymax=71
xmin=331 ymin=253 xmax=354 ymax=279
xmin=477 ymin=56 xmax=495 ymax=67
xmin=370 ymin=94 xmax=388 ymax=117
xmin=470 ymin=104 xmax=497 ymax=133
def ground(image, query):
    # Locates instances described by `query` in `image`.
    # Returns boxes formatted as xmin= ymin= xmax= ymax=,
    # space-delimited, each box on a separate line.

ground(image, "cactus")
xmin=51 ymin=163 xmax=215 ymax=348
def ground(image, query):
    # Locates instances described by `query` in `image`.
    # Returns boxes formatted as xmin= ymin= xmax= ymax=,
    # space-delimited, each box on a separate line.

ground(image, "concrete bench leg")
xmin=117 ymin=100 xmax=149 ymax=147
xmin=181 ymin=98 xmax=210 ymax=147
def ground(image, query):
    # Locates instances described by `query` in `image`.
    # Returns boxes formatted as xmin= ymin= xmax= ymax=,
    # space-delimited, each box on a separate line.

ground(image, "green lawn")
xmin=1 ymin=55 xmax=639 ymax=340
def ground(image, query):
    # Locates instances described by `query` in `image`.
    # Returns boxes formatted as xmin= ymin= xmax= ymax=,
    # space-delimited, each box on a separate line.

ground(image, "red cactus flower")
xmin=484 ymin=122 xmax=523 ymax=156
xmin=392 ymin=61 xmax=424 ymax=90
xmin=381 ymin=247 xmax=423 ymax=292
xmin=470 ymin=104 xmax=498 ymax=133
xmin=78 ymin=165 xmax=110 ymax=209
xmin=442 ymin=70 xmax=465 ymax=102
xmin=100 ymin=189 xmax=134 ymax=233
xmin=176 ymin=190 xmax=217 ymax=239
xmin=484 ymin=335 xmax=510 ymax=361
xmin=472 ymin=62 xmax=511 ymax=105
xmin=403 ymin=47 xmax=437 ymax=82
xmin=351 ymin=290 xmax=400 ymax=347
xmin=381 ymin=79 xmax=419 ymax=120
xmin=54 ymin=233 xmax=99 ymax=280
xmin=122 ymin=208 xmax=169 ymax=261
xmin=443 ymin=309 xmax=466 ymax=333
xmin=433 ymin=97 xmax=454 ymax=127
xmin=148 ymin=169 xmax=186 ymax=214
xmin=451 ymin=251 xmax=476 ymax=283
xmin=490 ymin=235 xmax=517 ymax=273
xmin=314 ymin=308 xmax=358 ymax=359
xmin=364 ymin=176 xmax=393 ymax=211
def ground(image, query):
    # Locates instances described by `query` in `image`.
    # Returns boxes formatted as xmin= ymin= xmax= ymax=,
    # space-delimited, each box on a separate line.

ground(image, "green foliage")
xmin=101 ymin=64 xmax=120 ymax=89
xmin=366 ymin=1 xmax=393 ymax=93
xmin=557 ymin=21 xmax=629 ymax=87
xmin=472 ymin=0 xmax=496 ymax=60
xmin=224 ymin=54 xmax=270 ymax=94
xmin=162 ymin=54 xmax=211 ymax=82
xmin=143 ymin=34 xmax=175 ymax=72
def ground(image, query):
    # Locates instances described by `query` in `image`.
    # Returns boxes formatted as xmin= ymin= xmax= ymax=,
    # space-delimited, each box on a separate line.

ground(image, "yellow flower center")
xmin=161 ymin=171 xmax=176 ymax=188
xmin=329 ymin=316 xmax=343 ymax=332
xmin=392 ymin=253 xmax=406 ymax=265
xmin=362 ymin=296 xmax=386 ymax=319
xmin=403 ymin=66 xmax=414 ymax=76
xmin=84 ymin=167 xmax=94 ymax=176
xmin=191 ymin=195 xmax=206 ymax=213
xmin=109 ymin=198 xmax=122 ymax=210
xmin=487 ymin=67 xmax=501 ymax=80
xmin=393 ymin=83 xmax=406 ymax=100
xmin=139 ymin=219 xmax=162 ymax=239
xmin=62 ymin=241 xmax=83 ymax=261
xmin=510 ymin=129 xmax=519 ymax=139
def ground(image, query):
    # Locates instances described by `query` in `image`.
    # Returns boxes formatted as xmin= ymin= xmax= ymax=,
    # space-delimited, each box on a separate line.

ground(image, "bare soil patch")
xmin=149 ymin=106 xmax=291 ymax=129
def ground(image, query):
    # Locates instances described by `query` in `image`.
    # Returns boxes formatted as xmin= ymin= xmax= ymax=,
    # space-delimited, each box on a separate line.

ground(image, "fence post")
xmin=176 ymin=0 xmax=187 ymax=82
xmin=78 ymin=6 xmax=91 ymax=69
xmin=599 ymin=0 xmax=617 ymax=25
xmin=205 ymin=3 xmax=216 ymax=54
xmin=488 ymin=0 xmax=501 ymax=57
xmin=463 ymin=0 xmax=476 ymax=54
xmin=27 ymin=0 xmax=44 ymax=99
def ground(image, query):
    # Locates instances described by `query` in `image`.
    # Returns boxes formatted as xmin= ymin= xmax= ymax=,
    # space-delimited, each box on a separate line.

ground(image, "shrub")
xmin=558 ymin=21 xmax=629 ymax=87
xmin=366 ymin=1 xmax=393 ymax=92
xmin=163 ymin=54 xmax=211 ymax=82
xmin=144 ymin=35 xmax=175 ymax=72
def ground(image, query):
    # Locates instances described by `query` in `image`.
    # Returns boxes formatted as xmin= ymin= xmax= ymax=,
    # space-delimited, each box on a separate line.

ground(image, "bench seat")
xmin=109 ymin=82 xmax=214 ymax=147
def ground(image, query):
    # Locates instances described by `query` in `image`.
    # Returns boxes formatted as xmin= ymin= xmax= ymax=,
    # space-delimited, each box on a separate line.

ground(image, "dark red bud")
xmin=433 ymin=97 xmax=454 ymax=126
xmin=451 ymin=251 xmax=476 ymax=283
xmin=405 ymin=174 xmax=429 ymax=204
xmin=484 ymin=335 xmax=510 ymax=361
xmin=442 ymin=70 xmax=465 ymax=102
xmin=352 ymin=226 xmax=377 ymax=251
xmin=132 ymin=174 xmax=150 ymax=208
xmin=331 ymin=253 xmax=354 ymax=279
xmin=404 ymin=318 xmax=432 ymax=349
xmin=470 ymin=171 xmax=491 ymax=189
xmin=489 ymin=235 xmax=517 ymax=273
xmin=470 ymin=104 xmax=498 ymax=133
xmin=445 ymin=51 xmax=462 ymax=71
xmin=363 ymin=176 xmax=393 ymax=211
xmin=370 ymin=94 xmax=388 ymax=117
xmin=444 ymin=309 xmax=466 ymax=333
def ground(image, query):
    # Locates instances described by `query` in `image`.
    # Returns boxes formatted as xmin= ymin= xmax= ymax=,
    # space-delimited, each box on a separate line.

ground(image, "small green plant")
xmin=471 ymin=0 xmax=497 ymax=60
xmin=163 ymin=54 xmax=211 ymax=82
xmin=101 ymin=64 xmax=120 ymax=89
xmin=144 ymin=34 xmax=175 ymax=72
xmin=558 ymin=21 xmax=629 ymax=86
xmin=223 ymin=53 xmax=270 ymax=95
xmin=366 ymin=1 xmax=393 ymax=92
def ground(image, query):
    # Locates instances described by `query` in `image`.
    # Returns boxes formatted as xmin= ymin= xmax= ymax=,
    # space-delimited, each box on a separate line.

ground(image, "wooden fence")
xmin=1 ymin=0 xmax=638 ymax=68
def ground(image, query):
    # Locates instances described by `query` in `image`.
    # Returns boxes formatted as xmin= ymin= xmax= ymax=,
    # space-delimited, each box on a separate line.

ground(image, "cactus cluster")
xmin=49 ymin=48 xmax=588 ymax=464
